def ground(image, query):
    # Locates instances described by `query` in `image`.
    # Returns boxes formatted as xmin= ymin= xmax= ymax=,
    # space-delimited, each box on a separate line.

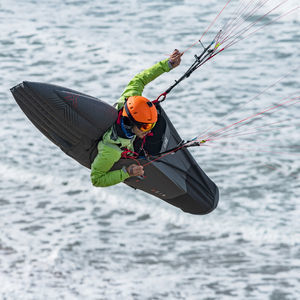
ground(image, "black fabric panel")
xmin=11 ymin=81 xmax=219 ymax=215
xmin=114 ymin=105 xmax=219 ymax=215
xmin=11 ymin=81 xmax=117 ymax=168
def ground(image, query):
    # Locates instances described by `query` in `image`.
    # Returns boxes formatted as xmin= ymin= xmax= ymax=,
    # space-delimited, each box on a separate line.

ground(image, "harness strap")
xmin=141 ymin=132 xmax=153 ymax=148
xmin=121 ymin=149 xmax=139 ymax=159
xmin=117 ymin=109 xmax=122 ymax=124
xmin=121 ymin=130 xmax=154 ymax=159
xmin=152 ymin=92 xmax=167 ymax=104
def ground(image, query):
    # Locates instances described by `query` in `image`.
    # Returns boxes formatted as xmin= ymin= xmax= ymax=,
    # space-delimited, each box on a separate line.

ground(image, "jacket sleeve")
xmin=116 ymin=58 xmax=171 ymax=109
xmin=90 ymin=142 xmax=130 ymax=187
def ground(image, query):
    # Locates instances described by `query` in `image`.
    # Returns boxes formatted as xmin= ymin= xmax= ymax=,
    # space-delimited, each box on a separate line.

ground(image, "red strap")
xmin=121 ymin=149 xmax=139 ymax=159
xmin=140 ymin=136 xmax=146 ymax=151
xmin=140 ymin=132 xmax=153 ymax=149
xmin=117 ymin=110 xmax=122 ymax=124
xmin=152 ymin=92 xmax=167 ymax=104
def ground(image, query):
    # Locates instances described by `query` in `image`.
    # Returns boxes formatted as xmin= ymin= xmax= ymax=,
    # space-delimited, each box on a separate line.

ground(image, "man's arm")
xmin=115 ymin=50 xmax=183 ymax=109
xmin=91 ymin=142 xmax=130 ymax=187
xmin=122 ymin=58 xmax=171 ymax=97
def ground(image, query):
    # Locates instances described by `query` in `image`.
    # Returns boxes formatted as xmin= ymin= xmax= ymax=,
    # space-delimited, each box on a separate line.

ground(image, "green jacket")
xmin=91 ymin=58 xmax=172 ymax=187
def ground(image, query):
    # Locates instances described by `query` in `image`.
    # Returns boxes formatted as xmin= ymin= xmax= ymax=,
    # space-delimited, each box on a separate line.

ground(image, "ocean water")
xmin=0 ymin=0 xmax=299 ymax=299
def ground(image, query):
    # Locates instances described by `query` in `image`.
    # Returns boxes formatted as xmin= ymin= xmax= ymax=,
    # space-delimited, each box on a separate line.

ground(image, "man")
xmin=91 ymin=49 xmax=182 ymax=187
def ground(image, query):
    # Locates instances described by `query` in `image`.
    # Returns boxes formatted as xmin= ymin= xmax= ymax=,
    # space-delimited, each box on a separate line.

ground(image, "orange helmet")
xmin=122 ymin=96 xmax=157 ymax=132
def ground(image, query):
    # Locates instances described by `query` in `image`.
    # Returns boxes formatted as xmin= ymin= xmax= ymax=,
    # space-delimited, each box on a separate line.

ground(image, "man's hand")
xmin=169 ymin=49 xmax=183 ymax=68
xmin=127 ymin=164 xmax=144 ymax=177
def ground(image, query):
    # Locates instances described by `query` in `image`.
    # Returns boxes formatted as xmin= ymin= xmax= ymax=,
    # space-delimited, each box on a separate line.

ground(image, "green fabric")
xmin=90 ymin=137 xmax=130 ymax=187
xmin=115 ymin=58 xmax=171 ymax=109
xmin=91 ymin=58 xmax=171 ymax=187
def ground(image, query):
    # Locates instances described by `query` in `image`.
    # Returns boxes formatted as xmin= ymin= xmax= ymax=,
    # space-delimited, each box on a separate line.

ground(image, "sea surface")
xmin=0 ymin=0 xmax=299 ymax=299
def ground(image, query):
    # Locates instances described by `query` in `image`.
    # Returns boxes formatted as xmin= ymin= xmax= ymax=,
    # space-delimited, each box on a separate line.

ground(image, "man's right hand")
xmin=169 ymin=49 xmax=183 ymax=68
xmin=127 ymin=164 xmax=144 ymax=177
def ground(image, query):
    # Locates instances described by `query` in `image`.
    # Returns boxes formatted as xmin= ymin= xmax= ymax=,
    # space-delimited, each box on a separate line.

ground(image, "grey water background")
xmin=0 ymin=0 xmax=299 ymax=299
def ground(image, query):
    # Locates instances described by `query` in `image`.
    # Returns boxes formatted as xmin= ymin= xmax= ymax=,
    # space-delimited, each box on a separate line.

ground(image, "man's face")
xmin=132 ymin=125 xmax=150 ymax=139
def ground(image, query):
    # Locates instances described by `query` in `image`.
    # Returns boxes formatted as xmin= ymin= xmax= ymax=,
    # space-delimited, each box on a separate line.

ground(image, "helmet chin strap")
xmin=120 ymin=117 xmax=135 ymax=139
